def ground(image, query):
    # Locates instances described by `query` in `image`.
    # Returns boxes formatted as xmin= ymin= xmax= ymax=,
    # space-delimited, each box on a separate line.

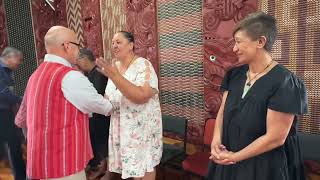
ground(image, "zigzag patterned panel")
xmin=66 ymin=0 xmax=84 ymax=46
xmin=100 ymin=0 xmax=126 ymax=60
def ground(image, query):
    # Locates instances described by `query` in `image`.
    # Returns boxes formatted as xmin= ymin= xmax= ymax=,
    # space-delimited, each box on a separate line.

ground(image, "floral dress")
xmin=105 ymin=57 xmax=163 ymax=179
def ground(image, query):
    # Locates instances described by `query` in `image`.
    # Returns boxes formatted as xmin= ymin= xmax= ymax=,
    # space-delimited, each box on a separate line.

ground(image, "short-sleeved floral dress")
xmin=105 ymin=57 xmax=162 ymax=179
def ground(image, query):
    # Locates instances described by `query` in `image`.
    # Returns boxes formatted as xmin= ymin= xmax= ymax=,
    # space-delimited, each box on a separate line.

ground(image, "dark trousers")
xmin=88 ymin=115 xmax=110 ymax=167
xmin=0 ymin=109 xmax=26 ymax=180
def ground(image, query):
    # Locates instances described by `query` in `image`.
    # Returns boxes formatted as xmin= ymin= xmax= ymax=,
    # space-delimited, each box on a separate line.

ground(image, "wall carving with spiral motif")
xmin=0 ymin=0 xmax=8 ymax=53
xmin=125 ymin=0 xmax=159 ymax=75
xmin=31 ymin=0 xmax=68 ymax=63
xmin=203 ymin=0 xmax=257 ymax=118
xmin=31 ymin=0 xmax=104 ymax=61
xmin=80 ymin=0 xmax=104 ymax=57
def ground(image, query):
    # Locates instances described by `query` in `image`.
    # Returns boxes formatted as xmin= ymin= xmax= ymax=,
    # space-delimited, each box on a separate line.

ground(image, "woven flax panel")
xmin=4 ymin=0 xmax=37 ymax=96
xmin=100 ymin=0 xmax=126 ymax=60
xmin=259 ymin=0 xmax=320 ymax=135
xmin=66 ymin=0 xmax=85 ymax=46
xmin=158 ymin=0 xmax=205 ymax=143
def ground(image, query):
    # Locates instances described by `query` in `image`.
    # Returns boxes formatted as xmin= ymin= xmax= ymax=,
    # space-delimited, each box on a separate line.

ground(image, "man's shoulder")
xmin=0 ymin=67 xmax=5 ymax=83
xmin=64 ymin=69 xmax=85 ymax=78
xmin=0 ymin=61 xmax=7 ymax=72
xmin=0 ymin=65 xmax=10 ymax=82
xmin=0 ymin=65 xmax=5 ymax=74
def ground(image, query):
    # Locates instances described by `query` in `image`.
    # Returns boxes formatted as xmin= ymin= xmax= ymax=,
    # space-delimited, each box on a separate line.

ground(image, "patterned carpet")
xmin=0 ymin=139 xmax=201 ymax=180
xmin=0 ymin=161 xmax=13 ymax=180
xmin=1 ymin=140 xmax=319 ymax=180
xmin=0 ymin=163 xmax=200 ymax=180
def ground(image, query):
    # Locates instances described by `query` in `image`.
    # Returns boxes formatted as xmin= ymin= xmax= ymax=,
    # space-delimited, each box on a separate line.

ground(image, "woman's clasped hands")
xmin=209 ymin=141 xmax=238 ymax=165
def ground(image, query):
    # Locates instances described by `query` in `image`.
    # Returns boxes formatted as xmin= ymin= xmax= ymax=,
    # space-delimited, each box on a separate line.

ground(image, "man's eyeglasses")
xmin=76 ymin=56 xmax=86 ymax=61
xmin=62 ymin=41 xmax=82 ymax=48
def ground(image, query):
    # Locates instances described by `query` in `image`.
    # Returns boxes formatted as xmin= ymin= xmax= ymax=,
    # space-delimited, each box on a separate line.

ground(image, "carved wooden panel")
xmin=203 ymin=0 xmax=257 ymax=118
xmin=125 ymin=0 xmax=159 ymax=75
xmin=80 ymin=0 xmax=103 ymax=57
xmin=31 ymin=0 xmax=68 ymax=63
xmin=0 ymin=0 xmax=8 ymax=52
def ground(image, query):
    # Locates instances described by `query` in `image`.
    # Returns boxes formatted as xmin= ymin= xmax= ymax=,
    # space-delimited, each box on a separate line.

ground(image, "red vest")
xmin=25 ymin=62 xmax=92 ymax=179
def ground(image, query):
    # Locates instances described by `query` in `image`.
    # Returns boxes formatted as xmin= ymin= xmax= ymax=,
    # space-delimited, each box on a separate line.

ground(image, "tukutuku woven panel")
xmin=100 ymin=0 xmax=126 ymax=61
xmin=4 ymin=0 xmax=37 ymax=96
xmin=259 ymin=0 xmax=320 ymax=135
xmin=158 ymin=0 xmax=205 ymax=144
xmin=66 ymin=0 xmax=85 ymax=46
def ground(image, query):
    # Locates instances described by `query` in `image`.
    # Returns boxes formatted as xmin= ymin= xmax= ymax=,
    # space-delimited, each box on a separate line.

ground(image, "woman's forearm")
xmin=110 ymin=73 xmax=152 ymax=104
xmin=231 ymin=109 xmax=295 ymax=163
xmin=213 ymin=110 xmax=223 ymax=143
xmin=212 ymin=92 xmax=228 ymax=143
xmin=234 ymin=134 xmax=285 ymax=162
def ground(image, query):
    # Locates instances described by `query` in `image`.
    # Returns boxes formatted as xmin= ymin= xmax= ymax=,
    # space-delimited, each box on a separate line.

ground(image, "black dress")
xmin=207 ymin=64 xmax=308 ymax=180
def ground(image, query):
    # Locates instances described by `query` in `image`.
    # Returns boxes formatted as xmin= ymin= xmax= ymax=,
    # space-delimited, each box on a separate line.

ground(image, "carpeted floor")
xmin=1 ymin=139 xmax=319 ymax=180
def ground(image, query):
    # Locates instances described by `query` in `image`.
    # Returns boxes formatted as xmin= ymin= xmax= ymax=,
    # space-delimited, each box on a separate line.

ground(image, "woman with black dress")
xmin=207 ymin=12 xmax=308 ymax=180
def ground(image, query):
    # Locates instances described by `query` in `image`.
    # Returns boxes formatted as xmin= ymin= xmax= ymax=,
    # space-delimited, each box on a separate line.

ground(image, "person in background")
xmin=96 ymin=31 xmax=162 ymax=180
xmin=77 ymin=48 xmax=110 ymax=180
xmin=0 ymin=47 xmax=26 ymax=180
xmin=15 ymin=26 xmax=113 ymax=180
xmin=207 ymin=11 xmax=307 ymax=180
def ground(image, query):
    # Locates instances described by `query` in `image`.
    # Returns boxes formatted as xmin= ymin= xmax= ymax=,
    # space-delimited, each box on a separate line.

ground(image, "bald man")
xmin=15 ymin=26 xmax=113 ymax=180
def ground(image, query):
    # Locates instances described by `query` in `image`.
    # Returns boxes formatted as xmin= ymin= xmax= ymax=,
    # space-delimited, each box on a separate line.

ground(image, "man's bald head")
xmin=44 ymin=26 xmax=80 ymax=65
xmin=44 ymin=26 xmax=77 ymax=49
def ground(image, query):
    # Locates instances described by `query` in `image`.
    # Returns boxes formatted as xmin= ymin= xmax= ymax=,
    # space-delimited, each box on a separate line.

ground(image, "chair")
xmin=161 ymin=115 xmax=188 ymax=168
xmin=182 ymin=119 xmax=215 ymax=178
xmin=298 ymin=133 xmax=320 ymax=178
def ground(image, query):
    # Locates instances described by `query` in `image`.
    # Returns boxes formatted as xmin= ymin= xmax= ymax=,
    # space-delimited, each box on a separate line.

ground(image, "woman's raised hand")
xmin=96 ymin=57 xmax=120 ymax=78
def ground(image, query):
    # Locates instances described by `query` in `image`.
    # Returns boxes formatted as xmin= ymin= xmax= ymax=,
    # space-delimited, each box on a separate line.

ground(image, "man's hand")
xmin=22 ymin=128 xmax=27 ymax=140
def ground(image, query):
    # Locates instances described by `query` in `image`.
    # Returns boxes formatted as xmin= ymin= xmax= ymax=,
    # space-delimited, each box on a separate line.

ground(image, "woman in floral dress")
xmin=96 ymin=31 xmax=162 ymax=180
